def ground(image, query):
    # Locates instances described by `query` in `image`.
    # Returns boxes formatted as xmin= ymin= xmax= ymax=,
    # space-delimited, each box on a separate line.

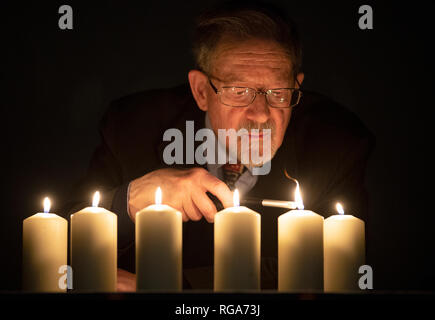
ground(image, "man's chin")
xmin=238 ymin=148 xmax=277 ymax=169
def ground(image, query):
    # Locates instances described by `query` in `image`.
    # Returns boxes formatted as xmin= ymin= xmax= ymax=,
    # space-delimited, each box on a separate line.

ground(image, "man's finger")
xmin=192 ymin=191 xmax=218 ymax=222
xmin=170 ymin=203 xmax=189 ymax=222
xmin=183 ymin=199 xmax=202 ymax=221
xmin=200 ymin=172 xmax=234 ymax=208
xmin=181 ymin=212 xmax=189 ymax=222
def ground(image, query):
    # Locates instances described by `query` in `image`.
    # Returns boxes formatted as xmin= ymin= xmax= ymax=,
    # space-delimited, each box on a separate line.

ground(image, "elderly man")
xmin=65 ymin=4 xmax=374 ymax=291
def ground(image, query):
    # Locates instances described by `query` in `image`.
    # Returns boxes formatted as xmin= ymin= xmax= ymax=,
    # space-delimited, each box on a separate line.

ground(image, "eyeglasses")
xmin=208 ymin=77 xmax=302 ymax=108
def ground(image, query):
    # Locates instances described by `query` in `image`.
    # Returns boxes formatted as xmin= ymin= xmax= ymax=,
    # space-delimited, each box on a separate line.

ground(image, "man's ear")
xmin=188 ymin=70 xmax=209 ymax=111
xmin=296 ymin=72 xmax=304 ymax=87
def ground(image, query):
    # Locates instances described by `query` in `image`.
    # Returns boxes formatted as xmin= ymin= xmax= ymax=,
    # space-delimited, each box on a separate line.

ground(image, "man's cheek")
xmin=219 ymin=113 xmax=232 ymax=129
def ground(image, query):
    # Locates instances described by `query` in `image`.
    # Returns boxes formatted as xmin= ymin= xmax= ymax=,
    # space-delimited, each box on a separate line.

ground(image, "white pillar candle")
xmin=278 ymin=183 xmax=324 ymax=291
xmin=324 ymin=203 xmax=365 ymax=292
xmin=70 ymin=191 xmax=117 ymax=291
xmin=136 ymin=187 xmax=182 ymax=291
xmin=214 ymin=189 xmax=261 ymax=291
xmin=22 ymin=197 xmax=67 ymax=292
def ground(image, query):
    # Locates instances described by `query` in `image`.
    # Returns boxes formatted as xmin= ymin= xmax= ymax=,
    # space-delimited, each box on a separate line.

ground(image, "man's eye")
xmin=230 ymin=88 xmax=249 ymax=95
xmin=271 ymin=90 xmax=284 ymax=96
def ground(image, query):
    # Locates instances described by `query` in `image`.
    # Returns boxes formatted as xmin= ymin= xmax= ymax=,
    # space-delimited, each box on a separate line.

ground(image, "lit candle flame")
xmin=294 ymin=182 xmax=304 ymax=210
xmin=43 ymin=197 xmax=51 ymax=213
xmin=233 ymin=189 xmax=240 ymax=207
xmin=155 ymin=187 xmax=162 ymax=205
xmin=336 ymin=202 xmax=344 ymax=215
xmin=92 ymin=191 xmax=100 ymax=207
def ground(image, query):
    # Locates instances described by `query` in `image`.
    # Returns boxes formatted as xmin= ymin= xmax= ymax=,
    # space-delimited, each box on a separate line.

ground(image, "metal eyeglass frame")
xmin=207 ymin=76 xmax=302 ymax=108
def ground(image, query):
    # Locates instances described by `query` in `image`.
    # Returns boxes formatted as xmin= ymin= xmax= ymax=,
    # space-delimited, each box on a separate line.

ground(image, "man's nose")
xmin=245 ymin=94 xmax=270 ymax=123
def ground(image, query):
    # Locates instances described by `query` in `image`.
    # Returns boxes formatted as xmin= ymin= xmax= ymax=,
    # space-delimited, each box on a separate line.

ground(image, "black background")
xmin=1 ymin=0 xmax=434 ymax=291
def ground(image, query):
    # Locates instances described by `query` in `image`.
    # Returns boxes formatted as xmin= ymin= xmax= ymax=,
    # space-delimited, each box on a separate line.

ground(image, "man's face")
xmin=203 ymin=38 xmax=300 ymax=166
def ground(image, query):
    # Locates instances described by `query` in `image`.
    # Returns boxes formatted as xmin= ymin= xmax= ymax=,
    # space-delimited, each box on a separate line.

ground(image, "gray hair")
xmin=192 ymin=3 xmax=302 ymax=77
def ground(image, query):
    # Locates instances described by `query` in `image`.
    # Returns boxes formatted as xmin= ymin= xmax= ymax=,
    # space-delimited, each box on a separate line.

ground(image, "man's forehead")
xmin=212 ymin=40 xmax=293 ymax=80
xmin=220 ymin=49 xmax=290 ymax=62
xmin=217 ymin=68 xmax=291 ymax=83
xmin=215 ymin=57 xmax=292 ymax=83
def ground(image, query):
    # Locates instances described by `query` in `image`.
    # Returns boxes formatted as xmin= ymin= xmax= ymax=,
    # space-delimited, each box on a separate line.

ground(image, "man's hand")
xmin=117 ymin=268 xmax=136 ymax=292
xmin=128 ymin=167 xmax=233 ymax=223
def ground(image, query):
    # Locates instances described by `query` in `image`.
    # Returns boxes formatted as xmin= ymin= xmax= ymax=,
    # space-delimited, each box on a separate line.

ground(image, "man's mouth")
xmin=248 ymin=132 xmax=264 ymax=139
xmin=239 ymin=127 xmax=273 ymax=141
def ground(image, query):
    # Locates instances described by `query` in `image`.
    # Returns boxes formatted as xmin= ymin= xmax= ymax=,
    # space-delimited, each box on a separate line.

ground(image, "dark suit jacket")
xmin=63 ymin=83 xmax=374 ymax=290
